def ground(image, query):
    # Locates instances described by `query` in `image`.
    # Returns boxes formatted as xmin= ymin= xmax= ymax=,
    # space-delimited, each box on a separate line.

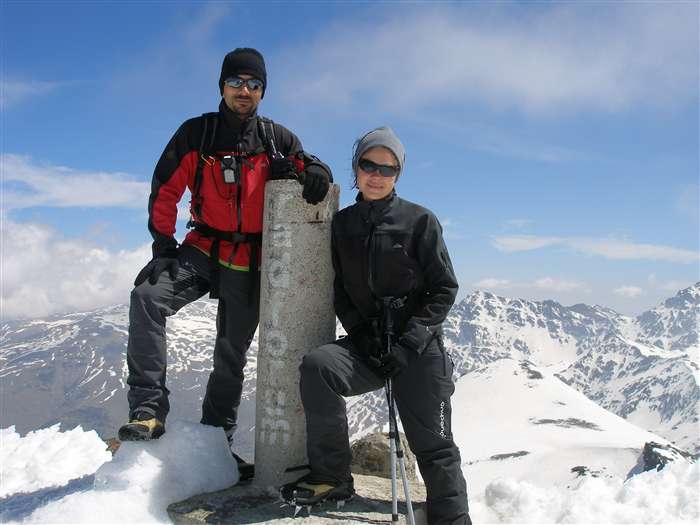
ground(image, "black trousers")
xmin=300 ymin=337 xmax=470 ymax=525
xmin=126 ymin=245 xmax=259 ymax=430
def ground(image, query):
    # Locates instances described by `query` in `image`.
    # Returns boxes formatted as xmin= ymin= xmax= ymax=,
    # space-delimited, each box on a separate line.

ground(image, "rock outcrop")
xmin=350 ymin=432 xmax=417 ymax=480
xmin=168 ymin=432 xmax=426 ymax=524
xmin=167 ymin=474 xmax=427 ymax=524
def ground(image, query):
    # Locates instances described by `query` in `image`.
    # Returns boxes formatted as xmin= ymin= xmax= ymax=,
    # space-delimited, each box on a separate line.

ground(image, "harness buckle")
xmin=389 ymin=296 xmax=407 ymax=310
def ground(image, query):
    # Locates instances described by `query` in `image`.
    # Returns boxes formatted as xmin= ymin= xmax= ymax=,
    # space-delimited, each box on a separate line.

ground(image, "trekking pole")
xmin=382 ymin=298 xmax=416 ymax=525
xmin=386 ymin=378 xmax=399 ymax=524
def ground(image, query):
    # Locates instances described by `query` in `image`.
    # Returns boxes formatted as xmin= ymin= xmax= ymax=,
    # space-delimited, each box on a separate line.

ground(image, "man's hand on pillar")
xmin=269 ymin=156 xmax=298 ymax=181
xmin=300 ymin=163 xmax=330 ymax=205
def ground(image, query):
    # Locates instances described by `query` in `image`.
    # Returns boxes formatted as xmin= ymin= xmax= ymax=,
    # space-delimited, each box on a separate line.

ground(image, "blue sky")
xmin=1 ymin=0 xmax=698 ymax=319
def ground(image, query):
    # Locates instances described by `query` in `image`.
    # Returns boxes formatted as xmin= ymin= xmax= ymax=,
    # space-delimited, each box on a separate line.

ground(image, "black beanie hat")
xmin=219 ymin=48 xmax=267 ymax=97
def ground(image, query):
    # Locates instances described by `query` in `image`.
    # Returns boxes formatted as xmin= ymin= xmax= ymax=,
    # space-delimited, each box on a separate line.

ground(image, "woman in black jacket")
xmin=281 ymin=127 xmax=471 ymax=525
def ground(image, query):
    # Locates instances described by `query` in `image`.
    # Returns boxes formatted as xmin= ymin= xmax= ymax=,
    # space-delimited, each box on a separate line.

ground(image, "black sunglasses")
xmin=224 ymin=77 xmax=264 ymax=91
xmin=358 ymin=158 xmax=399 ymax=177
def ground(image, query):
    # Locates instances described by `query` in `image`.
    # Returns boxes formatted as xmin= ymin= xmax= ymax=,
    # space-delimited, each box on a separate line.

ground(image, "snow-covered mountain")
xmin=0 ymin=301 xmax=261 ymax=458
xmin=436 ymin=284 xmax=699 ymax=454
xmin=557 ymin=332 xmax=698 ymax=454
xmin=453 ymin=358 xmax=677 ymax=491
xmin=2 ymin=284 xmax=698 ymax=459
xmin=443 ymin=291 xmax=623 ymax=372
xmin=635 ymin=284 xmax=699 ymax=352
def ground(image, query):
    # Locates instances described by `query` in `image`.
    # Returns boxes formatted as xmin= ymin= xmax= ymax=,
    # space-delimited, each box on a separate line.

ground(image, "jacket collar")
xmin=355 ymin=190 xmax=397 ymax=223
xmin=218 ymin=99 xmax=258 ymax=131
xmin=355 ymin=189 xmax=397 ymax=205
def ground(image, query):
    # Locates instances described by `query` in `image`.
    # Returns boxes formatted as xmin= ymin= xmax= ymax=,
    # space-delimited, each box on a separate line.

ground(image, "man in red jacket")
xmin=118 ymin=48 xmax=332 ymax=481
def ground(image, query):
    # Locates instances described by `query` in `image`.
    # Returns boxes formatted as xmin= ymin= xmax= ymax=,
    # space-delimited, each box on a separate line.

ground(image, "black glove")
xmin=300 ymin=162 xmax=330 ymax=205
xmin=134 ymin=246 xmax=180 ymax=287
xmin=349 ymin=323 xmax=383 ymax=359
xmin=376 ymin=344 xmax=414 ymax=379
xmin=269 ymin=156 xmax=298 ymax=180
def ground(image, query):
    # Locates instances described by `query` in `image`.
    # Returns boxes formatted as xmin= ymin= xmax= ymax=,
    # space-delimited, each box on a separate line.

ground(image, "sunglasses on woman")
xmin=358 ymin=158 xmax=400 ymax=177
xmin=224 ymin=77 xmax=264 ymax=91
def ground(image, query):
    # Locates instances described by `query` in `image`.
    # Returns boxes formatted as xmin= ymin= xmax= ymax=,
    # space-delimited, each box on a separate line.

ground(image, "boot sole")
xmin=295 ymin=493 xmax=354 ymax=506
xmin=118 ymin=425 xmax=165 ymax=441
xmin=281 ymin=487 xmax=355 ymax=506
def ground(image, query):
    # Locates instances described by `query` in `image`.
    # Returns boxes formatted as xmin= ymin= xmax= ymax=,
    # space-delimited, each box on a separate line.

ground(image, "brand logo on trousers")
xmin=439 ymin=400 xmax=446 ymax=438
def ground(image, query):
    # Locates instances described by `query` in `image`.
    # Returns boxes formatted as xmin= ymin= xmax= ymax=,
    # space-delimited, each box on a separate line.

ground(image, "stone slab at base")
xmin=168 ymin=474 xmax=427 ymax=525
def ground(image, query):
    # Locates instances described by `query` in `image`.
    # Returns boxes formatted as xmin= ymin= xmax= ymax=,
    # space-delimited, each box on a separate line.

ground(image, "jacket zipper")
xmin=226 ymin=199 xmax=235 ymax=264
xmin=228 ymin=150 xmax=244 ymax=266
xmin=366 ymin=221 xmax=376 ymax=296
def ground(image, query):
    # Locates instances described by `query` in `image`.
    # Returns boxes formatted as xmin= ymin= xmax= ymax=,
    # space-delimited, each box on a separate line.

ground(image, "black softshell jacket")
xmin=331 ymin=191 xmax=458 ymax=354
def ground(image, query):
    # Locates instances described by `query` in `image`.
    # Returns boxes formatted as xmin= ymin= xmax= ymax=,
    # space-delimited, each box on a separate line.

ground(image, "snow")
xmin=687 ymin=345 xmax=700 ymax=385
xmin=2 ymin=419 xmax=698 ymax=524
xmin=453 ymin=359 xmax=667 ymax=489
xmin=96 ymin=308 xmax=129 ymax=335
xmin=2 ymin=421 xmax=238 ymax=524
xmin=447 ymin=358 xmax=699 ymax=523
xmin=477 ymin=460 xmax=698 ymax=524
xmin=622 ymin=338 xmax=679 ymax=359
xmin=0 ymin=425 xmax=111 ymax=498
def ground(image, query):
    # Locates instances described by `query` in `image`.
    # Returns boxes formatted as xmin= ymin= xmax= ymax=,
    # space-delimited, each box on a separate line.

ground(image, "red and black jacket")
xmin=147 ymin=101 xmax=304 ymax=273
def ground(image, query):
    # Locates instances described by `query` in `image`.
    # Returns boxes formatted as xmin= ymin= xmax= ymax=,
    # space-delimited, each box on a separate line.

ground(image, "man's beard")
xmin=231 ymin=97 xmax=256 ymax=118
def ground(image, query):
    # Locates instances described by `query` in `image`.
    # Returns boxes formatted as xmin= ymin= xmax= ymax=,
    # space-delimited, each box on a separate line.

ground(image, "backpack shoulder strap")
xmin=257 ymin=116 xmax=280 ymax=159
xmin=191 ymin=112 xmax=219 ymax=220
xmin=199 ymin=112 xmax=219 ymax=155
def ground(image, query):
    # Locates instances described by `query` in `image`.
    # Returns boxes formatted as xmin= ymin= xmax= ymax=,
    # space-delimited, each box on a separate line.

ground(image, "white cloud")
xmin=474 ymin=276 xmax=587 ymax=293
xmin=659 ymin=280 xmax=696 ymax=292
xmin=466 ymin=129 xmax=587 ymax=163
xmin=491 ymin=235 xmax=698 ymax=264
xmin=614 ymin=286 xmax=645 ymax=299
xmin=533 ymin=277 xmax=587 ymax=293
xmin=0 ymin=155 xmax=193 ymax=320
xmin=0 ymin=80 xmax=66 ymax=110
xmin=277 ymin=2 xmax=698 ymax=116
xmin=492 ymin=235 xmax=562 ymax=252
xmin=567 ymin=238 xmax=698 ymax=264
xmin=475 ymin=278 xmax=512 ymax=289
xmin=646 ymin=274 xmax=694 ymax=293
xmin=1 ymin=154 xmax=149 ymax=210
xmin=404 ymin=116 xmax=588 ymax=164
xmin=1 ymin=218 xmax=150 ymax=320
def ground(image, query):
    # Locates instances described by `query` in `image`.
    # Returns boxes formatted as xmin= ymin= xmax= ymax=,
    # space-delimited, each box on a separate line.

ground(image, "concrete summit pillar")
xmin=254 ymin=180 xmax=339 ymax=490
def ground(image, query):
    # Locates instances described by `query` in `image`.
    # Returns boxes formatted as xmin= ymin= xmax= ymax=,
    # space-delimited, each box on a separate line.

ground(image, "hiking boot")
xmin=118 ymin=412 xmax=165 ymax=441
xmin=280 ymin=473 xmax=354 ymax=506
xmin=225 ymin=428 xmax=254 ymax=481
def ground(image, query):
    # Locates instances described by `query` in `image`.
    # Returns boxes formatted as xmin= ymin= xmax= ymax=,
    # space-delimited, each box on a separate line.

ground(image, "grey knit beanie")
xmin=352 ymin=126 xmax=406 ymax=178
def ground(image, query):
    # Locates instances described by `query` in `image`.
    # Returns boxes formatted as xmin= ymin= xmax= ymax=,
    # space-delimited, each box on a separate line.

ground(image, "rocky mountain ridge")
xmin=2 ymin=284 xmax=698 ymax=455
